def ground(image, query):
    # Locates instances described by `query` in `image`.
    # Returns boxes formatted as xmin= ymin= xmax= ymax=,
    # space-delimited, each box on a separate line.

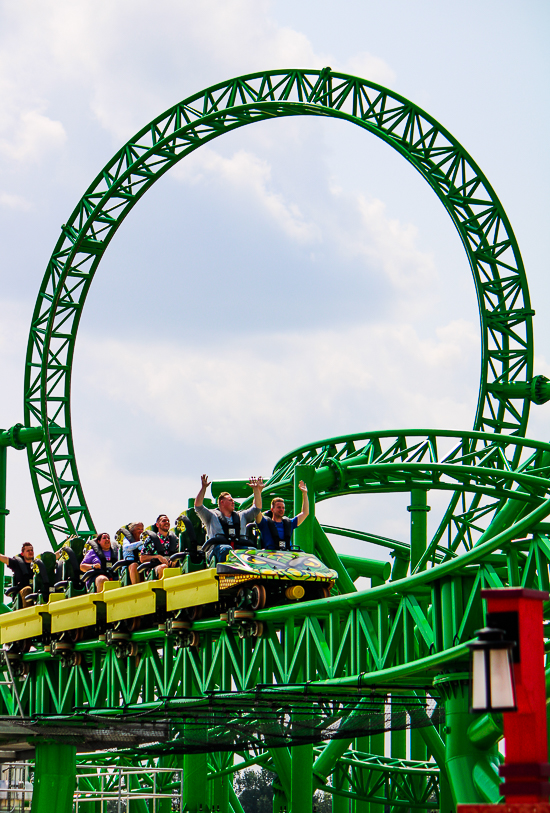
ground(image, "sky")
xmin=0 ymin=0 xmax=548 ymax=561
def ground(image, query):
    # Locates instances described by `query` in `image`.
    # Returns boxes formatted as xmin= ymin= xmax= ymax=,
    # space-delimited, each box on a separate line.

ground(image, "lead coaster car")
xmin=215 ymin=548 xmax=338 ymax=611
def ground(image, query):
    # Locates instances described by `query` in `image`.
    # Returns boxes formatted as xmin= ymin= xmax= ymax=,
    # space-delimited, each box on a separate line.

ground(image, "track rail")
xmin=23 ymin=68 xmax=535 ymax=547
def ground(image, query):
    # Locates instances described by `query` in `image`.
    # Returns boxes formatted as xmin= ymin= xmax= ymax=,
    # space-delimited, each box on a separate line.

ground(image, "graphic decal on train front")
xmin=216 ymin=549 xmax=338 ymax=581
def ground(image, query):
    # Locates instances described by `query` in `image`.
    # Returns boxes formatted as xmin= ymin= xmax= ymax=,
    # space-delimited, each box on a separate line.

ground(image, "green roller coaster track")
xmin=0 ymin=67 xmax=548 ymax=812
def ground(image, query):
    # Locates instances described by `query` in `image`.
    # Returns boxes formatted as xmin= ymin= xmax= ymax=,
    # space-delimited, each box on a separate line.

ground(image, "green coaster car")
xmin=216 ymin=548 xmax=338 ymax=609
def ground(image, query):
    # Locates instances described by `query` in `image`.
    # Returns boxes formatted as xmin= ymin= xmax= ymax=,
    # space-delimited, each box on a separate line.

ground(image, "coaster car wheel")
xmin=238 ymin=620 xmax=264 ymax=639
xmin=178 ymin=629 xmax=200 ymax=648
xmin=184 ymin=605 xmax=203 ymax=622
xmin=12 ymin=660 xmax=29 ymax=678
xmin=250 ymin=584 xmax=266 ymax=610
xmin=127 ymin=617 xmax=141 ymax=633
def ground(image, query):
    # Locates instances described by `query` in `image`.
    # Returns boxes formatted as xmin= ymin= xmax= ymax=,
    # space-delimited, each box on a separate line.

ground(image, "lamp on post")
xmin=467 ymin=627 xmax=517 ymax=714
xmin=458 ymin=588 xmax=550 ymax=813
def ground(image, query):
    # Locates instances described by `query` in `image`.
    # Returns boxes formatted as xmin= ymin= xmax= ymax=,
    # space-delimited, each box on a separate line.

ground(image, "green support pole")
xmin=408 ymin=489 xmax=430 ymax=572
xmin=294 ymin=465 xmax=315 ymax=554
xmin=365 ymin=719 xmax=385 ymax=813
xmin=157 ymin=754 xmax=183 ymax=813
xmin=270 ymin=746 xmax=291 ymax=811
xmin=290 ymin=743 xmax=313 ymax=813
xmin=31 ymin=742 xmax=77 ymax=813
xmin=210 ymin=752 xmax=231 ymax=813
xmin=127 ymin=769 xmax=149 ymax=813
xmin=183 ymin=749 xmax=209 ymax=812
xmin=313 ymin=519 xmax=356 ymax=595
xmin=352 ymin=737 xmax=369 ymax=813
xmin=0 ymin=445 xmax=7 ymax=607
xmin=436 ymin=677 xmax=501 ymax=809
xmin=273 ymin=785 xmax=288 ymax=813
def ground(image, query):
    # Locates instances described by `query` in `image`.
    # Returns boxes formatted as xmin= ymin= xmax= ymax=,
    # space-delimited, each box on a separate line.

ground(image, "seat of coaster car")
xmin=137 ymin=511 xmax=207 ymax=578
xmin=16 ymin=551 xmax=57 ymax=607
xmin=136 ymin=550 xmax=202 ymax=577
xmin=245 ymin=523 xmax=261 ymax=547
xmin=53 ymin=537 xmax=126 ymax=594
xmin=80 ymin=540 xmax=127 ymax=592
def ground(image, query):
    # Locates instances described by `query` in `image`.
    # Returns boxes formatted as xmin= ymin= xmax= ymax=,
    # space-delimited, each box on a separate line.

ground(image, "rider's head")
xmin=95 ymin=532 xmax=111 ymax=551
xmin=218 ymin=492 xmax=235 ymax=517
xmin=156 ymin=515 xmax=170 ymax=534
xmin=21 ymin=542 xmax=34 ymax=562
xmin=128 ymin=522 xmax=144 ymax=540
xmin=271 ymin=498 xmax=285 ymax=520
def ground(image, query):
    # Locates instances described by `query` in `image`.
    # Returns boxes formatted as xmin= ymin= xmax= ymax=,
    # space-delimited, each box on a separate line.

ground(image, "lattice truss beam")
xmin=24 ymin=68 xmax=533 ymax=547
xmin=241 ymin=429 xmax=550 ymax=564
xmin=1 ymin=533 xmax=549 ymax=718
xmin=69 ymin=748 xmax=439 ymax=811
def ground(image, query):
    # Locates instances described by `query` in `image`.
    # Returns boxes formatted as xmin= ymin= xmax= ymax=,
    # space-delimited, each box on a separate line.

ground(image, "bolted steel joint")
xmin=530 ymin=375 xmax=550 ymax=405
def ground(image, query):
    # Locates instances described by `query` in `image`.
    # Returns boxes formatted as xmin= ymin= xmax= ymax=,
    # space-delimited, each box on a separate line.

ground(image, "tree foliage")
xmin=234 ymin=768 xmax=332 ymax=812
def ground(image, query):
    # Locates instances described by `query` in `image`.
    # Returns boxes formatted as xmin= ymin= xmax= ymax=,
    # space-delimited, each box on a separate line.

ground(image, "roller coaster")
xmin=0 ymin=68 xmax=549 ymax=813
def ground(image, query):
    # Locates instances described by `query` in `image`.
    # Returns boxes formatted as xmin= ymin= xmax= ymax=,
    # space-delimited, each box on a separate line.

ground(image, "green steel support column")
xmin=367 ymin=719 xmax=385 ymax=813
xmin=390 ymin=554 xmax=409 ymax=581
xmin=408 ymin=489 xmax=430 ymax=572
xmin=313 ymin=519 xmax=356 ymax=595
xmin=269 ymin=746 xmax=291 ymax=804
xmin=31 ymin=742 xmax=76 ymax=813
xmin=436 ymin=677 xmax=501 ymax=809
xmin=127 ymin=769 xmax=149 ymax=813
xmin=183 ymin=749 xmax=209 ymax=812
xmin=273 ymin=786 xmax=288 ymax=813
xmin=157 ymin=754 xmax=183 ymax=813
xmin=210 ymin=753 xmax=231 ymax=813
xmin=410 ymin=695 xmax=428 ymax=810
xmin=439 ymin=768 xmax=454 ymax=813
xmin=390 ymin=715 xmax=406 ymax=809
xmin=294 ymin=464 xmax=315 ymax=554
xmin=352 ymin=737 xmax=369 ymax=813
xmin=290 ymin=744 xmax=313 ymax=813
xmin=0 ymin=445 xmax=6 ymax=603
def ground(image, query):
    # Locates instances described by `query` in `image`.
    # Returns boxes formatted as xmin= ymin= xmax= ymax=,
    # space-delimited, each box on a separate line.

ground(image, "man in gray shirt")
xmin=195 ymin=474 xmax=264 ymax=563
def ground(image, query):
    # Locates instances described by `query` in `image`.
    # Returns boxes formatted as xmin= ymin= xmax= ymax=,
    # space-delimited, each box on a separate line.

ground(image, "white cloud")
xmin=173 ymin=144 xmax=436 ymax=297
xmin=0 ymin=1 xmax=396 ymax=145
xmin=0 ymin=192 xmax=32 ymax=211
xmin=174 ymin=147 xmax=322 ymax=244
xmin=0 ymin=105 xmax=66 ymax=163
xmin=332 ymin=193 xmax=437 ymax=293
xmin=341 ymin=51 xmax=397 ymax=87
xmin=76 ymin=317 xmax=480 ymax=458
xmin=58 ymin=316 xmax=480 ymax=548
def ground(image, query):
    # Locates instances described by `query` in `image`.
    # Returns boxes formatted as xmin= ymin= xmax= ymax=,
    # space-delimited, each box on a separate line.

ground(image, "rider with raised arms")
xmin=256 ymin=482 xmax=309 ymax=550
xmin=195 ymin=475 xmax=264 ymax=564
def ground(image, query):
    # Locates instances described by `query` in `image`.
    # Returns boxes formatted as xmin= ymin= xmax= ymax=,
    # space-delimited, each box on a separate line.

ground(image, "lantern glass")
xmin=489 ymin=647 xmax=515 ymax=709
xmin=471 ymin=649 xmax=488 ymax=711
xmin=468 ymin=627 xmax=517 ymax=713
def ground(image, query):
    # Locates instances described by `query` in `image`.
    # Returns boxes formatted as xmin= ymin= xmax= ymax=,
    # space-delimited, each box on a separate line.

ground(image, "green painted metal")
xmin=4 ymin=67 xmax=549 ymax=812
xmin=31 ymin=741 xmax=76 ymax=813
xmin=21 ymin=68 xmax=544 ymax=548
